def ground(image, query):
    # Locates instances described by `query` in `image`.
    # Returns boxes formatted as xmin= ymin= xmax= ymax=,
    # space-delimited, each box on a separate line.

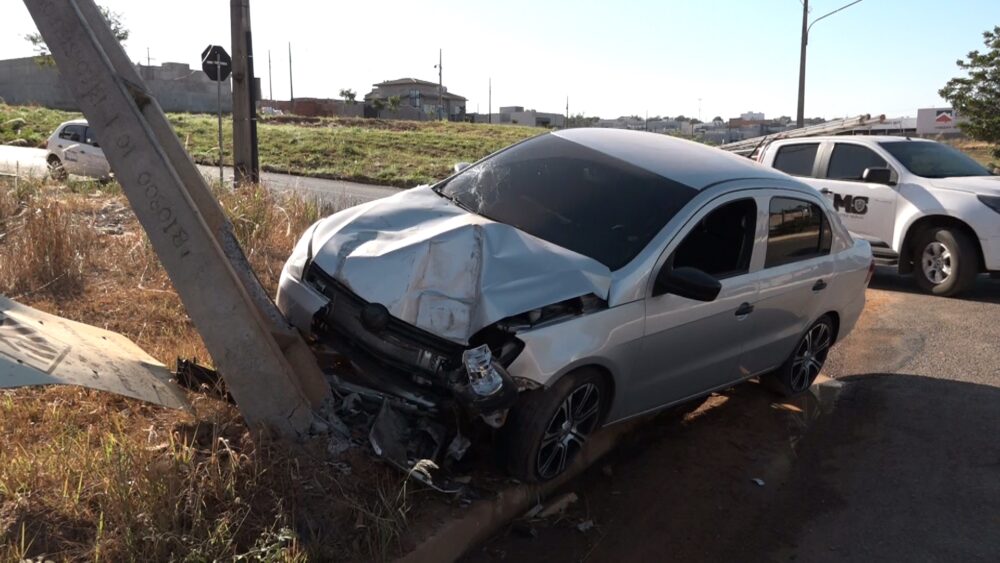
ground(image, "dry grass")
xmin=0 ymin=177 xmax=417 ymax=562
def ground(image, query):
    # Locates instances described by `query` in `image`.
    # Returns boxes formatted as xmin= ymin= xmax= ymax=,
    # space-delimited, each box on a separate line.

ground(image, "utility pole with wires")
xmin=566 ymin=96 xmax=569 ymax=126
xmin=434 ymin=48 xmax=443 ymax=120
xmin=288 ymin=42 xmax=294 ymax=112
xmin=797 ymin=0 xmax=864 ymax=128
xmin=488 ymin=77 xmax=492 ymax=124
xmin=268 ymin=49 xmax=273 ymax=101
xmin=230 ymin=0 xmax=259 ymax=184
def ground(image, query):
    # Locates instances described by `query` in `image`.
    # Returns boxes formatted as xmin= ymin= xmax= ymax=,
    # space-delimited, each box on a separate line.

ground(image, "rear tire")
xmin=501 ymin=368 xmax=608 ymax=483
xmin=763 ymin=315 xmax=834 ymax=397
xmin=912 ymin=227 xmax=978 ymax=297
xmin=47 ymin=156 xmax=67 ymax=181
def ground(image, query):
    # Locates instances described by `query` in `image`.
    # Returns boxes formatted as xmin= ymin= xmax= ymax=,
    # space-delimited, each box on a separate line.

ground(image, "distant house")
xmin=364 ymin=78 xmax=466 ymax=120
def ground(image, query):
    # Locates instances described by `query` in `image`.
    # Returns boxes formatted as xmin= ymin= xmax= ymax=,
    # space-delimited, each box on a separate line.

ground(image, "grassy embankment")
xmin=0 ymin=178 xmax=429 ymax=562
xmin=0 ymin=103 xmax=543 ymax=187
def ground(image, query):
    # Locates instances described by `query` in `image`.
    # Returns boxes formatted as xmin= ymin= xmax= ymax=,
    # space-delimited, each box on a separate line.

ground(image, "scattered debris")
xmin=539 ymin=492 xmax=578 ymax=518
xmin=523 ymin=503 xmax=545 ymax=519
xmin=576 ymin=519 xmax=595 ymax=533
xmin=751 ymin=478 xmax=766 ymax=487
xmin=0 ymin=296 xmax=190 ymax=410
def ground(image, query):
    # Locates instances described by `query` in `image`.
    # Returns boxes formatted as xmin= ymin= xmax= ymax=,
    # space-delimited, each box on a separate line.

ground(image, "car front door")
xmin=816 ymin=142 xmax=898 ymax=246
xmin=742 ymin=193 xmax=835 ymax=375
xmin=55 ymin=124 xmax=86 ymax=175
xmin=81 ymin=127 xmax=111 ymax=178
xmin=629 ymin=194 xmax=762 ymax=416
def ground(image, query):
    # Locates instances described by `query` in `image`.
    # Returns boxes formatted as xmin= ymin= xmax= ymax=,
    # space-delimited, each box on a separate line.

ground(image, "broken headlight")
xmin=462 ymin=344 xmax=505 ymax=396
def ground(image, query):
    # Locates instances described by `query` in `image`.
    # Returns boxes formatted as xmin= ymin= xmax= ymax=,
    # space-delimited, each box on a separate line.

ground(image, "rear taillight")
xmin=865 ymin=259 xmax=875 ymax=286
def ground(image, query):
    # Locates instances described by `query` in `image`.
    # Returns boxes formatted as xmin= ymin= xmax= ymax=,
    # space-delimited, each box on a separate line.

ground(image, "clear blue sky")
xmin=1 ymin=0 xmax=997 ymax=120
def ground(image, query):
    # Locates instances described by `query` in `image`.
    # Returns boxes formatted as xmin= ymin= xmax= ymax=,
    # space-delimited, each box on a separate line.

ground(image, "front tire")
xmin=501 ymin=368 xmax=607 ymax=483
xmin=763 ymin=315 xmax=834 ymax=397
xmin=912 ymin=227 xmax=978 ymax=297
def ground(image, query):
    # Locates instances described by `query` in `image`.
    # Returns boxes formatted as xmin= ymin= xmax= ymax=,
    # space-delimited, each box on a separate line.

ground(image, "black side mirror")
xmin=654 ymin=266 xmax=722 ymax=301
xmin=862 ymin=167 xmax=892 ymax=185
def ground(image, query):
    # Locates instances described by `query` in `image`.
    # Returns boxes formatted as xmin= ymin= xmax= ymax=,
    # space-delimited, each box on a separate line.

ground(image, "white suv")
xmin=45 ymin=119 xmax=112 ymax=180
xmin=758 ymin=136 xmax=1000 ymax=296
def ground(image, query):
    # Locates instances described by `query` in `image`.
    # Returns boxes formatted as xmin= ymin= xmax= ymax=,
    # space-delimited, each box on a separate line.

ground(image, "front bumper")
xmin=277 ymin=263 xmax=520 ymax=422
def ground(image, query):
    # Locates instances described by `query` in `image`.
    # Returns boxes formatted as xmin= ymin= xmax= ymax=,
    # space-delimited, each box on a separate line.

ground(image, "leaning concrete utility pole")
xmin=230 ymin=0 xmax=260 ymax=184
xmin=22 ymin=0 xmax=332 ymax=437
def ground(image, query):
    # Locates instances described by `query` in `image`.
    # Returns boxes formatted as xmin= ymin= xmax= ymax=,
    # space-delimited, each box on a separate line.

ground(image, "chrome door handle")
xmin=820 ymin=188 xmax=832 ymax=195
xmin=734 ymin=302 xmax=754 ymax=316
xmin=813 ymin=279 xmax=828 ymax=291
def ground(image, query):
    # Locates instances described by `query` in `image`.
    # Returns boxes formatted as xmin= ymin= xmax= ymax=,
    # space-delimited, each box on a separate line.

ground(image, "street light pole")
xmin=796 ymin=0 xmax=864 ymax=128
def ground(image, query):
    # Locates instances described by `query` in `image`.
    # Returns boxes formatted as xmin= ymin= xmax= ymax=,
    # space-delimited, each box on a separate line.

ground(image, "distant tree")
xmin=25 ymin=5 xmax=128 ymax=66
xmin=371 ymin=98 xmax=386 ymax=118
xmin=675 ymin=115 xmax=689 ymax=122
xmin=387 ymin=95 xmax=402 ymax=114
xmin=712 ymin=115 xmax=724 ymax=123
xmin=339 ymin=88 xmax=357 ymax=104
xmin=939 ymin=26 xmax=1000 ymax=160
xmin=566 ymin=113 xmax=599 ymax=128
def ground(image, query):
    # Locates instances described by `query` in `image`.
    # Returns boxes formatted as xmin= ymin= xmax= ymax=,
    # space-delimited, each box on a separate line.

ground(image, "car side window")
xmin=827 ymin=144 xmax=887 ymax=181
xmin=766 ymin=197 xmax=832 ymax=268
xmin=58 ymin=124 xmax=84 ymax=142
xmin=772 ymin=143 xmax=819 ymax=177
xmin=84 ymin=127 xmax=100 ymax=146
xmin=671 ymin=198 xmax=757 ymax=280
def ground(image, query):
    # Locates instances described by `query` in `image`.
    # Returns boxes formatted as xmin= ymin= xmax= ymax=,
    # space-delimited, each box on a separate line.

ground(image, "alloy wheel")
xmin=790 ymin=322 xmax=832 ymax=392
xmin=536 ymin=382 xmax=601 ymax=480
xmin=921 ymin=241 xmax=952 ymax=285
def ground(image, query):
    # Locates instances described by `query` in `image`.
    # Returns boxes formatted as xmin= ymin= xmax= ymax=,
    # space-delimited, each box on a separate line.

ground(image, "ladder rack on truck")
xmin=719 ymin=114 xmax=886 ymax=157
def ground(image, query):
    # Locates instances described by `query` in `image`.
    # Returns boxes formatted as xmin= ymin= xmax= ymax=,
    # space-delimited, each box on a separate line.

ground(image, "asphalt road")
xmin=468 ymin=270 xmax=1000 ymax=563
xmin=0 ymin=145 xmax=398 ymax=205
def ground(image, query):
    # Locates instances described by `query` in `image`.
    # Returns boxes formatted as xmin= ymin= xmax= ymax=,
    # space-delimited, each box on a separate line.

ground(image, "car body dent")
xmin=305 ymin=186 xmax=612 ymax=344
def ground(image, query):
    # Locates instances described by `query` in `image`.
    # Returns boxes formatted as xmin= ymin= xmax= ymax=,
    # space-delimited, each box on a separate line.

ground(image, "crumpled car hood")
xmin=309 ymin=186 xmax=612 ymax=344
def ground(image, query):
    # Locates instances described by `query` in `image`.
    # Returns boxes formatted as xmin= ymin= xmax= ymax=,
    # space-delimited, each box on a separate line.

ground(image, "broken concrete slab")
xmin=0 ymin=295 xmax=190 ymax=410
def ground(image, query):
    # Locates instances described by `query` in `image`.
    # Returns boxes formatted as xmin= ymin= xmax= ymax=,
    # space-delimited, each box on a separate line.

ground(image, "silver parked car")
xmin=46 ymin=119 xmax=112 ymax=180
xmin=277 ymin=129 xmax=873 ymax=482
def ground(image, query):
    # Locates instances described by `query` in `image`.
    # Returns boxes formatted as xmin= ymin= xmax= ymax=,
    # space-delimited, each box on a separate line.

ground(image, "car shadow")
xmin=465 ymin=373 xmax=1000 ymax=563
xmin=869 ymin=266 xmax=1000 ymax=304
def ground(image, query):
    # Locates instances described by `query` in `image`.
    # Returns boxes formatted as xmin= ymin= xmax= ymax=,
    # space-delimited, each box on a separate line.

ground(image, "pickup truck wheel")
xmin=500 ymin=368 xmax=607 ymax=483
xmin=912 ymin=227 xmax=978 ymax=296
xmin=47 ymin=156 xmax=67 ymax=180
xmin=763 ymin=315 xmax=833 ymax=397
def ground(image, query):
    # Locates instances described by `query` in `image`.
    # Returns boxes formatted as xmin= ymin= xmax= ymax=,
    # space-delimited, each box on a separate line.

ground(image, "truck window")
xmin=772 ymin=144 xmax=818 ymax=177
xmin=765 ymin=197 xmax=832 ymax=268
xmin=827 ymin=144 xmax=888 ymax=181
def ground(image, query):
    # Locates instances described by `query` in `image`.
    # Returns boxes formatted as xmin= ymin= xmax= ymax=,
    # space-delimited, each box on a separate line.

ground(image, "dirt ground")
xmin=464 ymin=275 xmax=1000 ymax=562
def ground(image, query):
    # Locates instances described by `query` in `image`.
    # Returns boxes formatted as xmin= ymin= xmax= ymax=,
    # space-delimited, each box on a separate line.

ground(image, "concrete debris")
xmin=577 ymin=519 xmax=595 ymax=533
xmin=539 ymin=492 xmax=578 ymax=518
xmin=2 ymin=117 xmax=26 ymax=131
xmin=752 ymin=478 xmax=766 ymax=487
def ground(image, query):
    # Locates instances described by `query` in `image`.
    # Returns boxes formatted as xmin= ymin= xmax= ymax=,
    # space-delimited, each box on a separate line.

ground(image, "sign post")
xmin=201 ymin=45 xmax=232 ymax=187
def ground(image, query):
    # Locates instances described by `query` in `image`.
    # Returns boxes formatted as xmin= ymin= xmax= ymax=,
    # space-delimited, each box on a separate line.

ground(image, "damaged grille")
xmin=304 ymin=265 xmax=464 ymax=378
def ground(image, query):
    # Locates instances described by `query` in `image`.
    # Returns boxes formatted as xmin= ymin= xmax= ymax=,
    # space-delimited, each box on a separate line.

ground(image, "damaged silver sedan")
xmin=277 ymin=129 xmax=873 ymax=482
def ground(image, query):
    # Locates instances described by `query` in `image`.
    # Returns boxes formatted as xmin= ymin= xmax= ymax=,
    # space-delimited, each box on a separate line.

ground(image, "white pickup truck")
xmin=757 ymin=136 xmax=1000 ymax=296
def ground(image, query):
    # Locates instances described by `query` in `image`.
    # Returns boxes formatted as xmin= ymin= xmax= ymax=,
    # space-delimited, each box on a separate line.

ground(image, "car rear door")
xmin=815 ymin=141 xmax=898 ymax=246
xmin=630 ymin=192 xmax=761 ymax=416
xmin=742 ymin=192 xmax=835 ymax=376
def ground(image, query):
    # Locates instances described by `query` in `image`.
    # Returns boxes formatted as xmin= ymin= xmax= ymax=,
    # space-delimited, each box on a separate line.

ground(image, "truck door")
xmin=816 ymin=142 xmax=898 ymax=246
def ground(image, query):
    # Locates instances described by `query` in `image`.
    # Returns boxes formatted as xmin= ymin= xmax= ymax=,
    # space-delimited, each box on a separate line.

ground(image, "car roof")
xmin=60 ymin=119 xmax=88 ymax=126
xmin=553 ymin=128 xmax=789 ymax=190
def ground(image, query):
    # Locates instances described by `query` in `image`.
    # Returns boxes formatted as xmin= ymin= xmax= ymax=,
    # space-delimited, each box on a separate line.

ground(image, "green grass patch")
xmin=1 ymin=103 xmax=543 ymax=187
